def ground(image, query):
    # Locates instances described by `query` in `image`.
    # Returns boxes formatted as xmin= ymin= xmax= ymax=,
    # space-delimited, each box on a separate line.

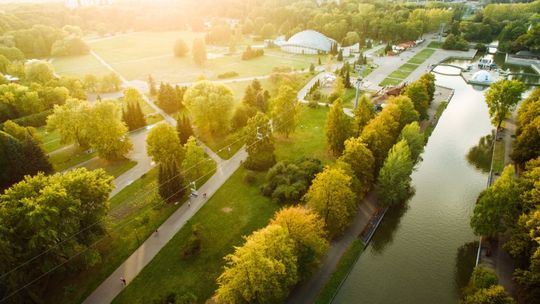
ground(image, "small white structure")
xmin=471 ymin=70 xmax=493 ymax=84
xmin=281 ymin=30 xmax=336 ymax=54
xmin=478 ymin=55 xmax=496 ymax=69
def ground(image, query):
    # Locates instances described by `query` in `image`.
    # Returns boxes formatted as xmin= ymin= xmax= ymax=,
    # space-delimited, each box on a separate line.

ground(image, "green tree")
xmin=461 ymin=286 xmax=515 ymax=304
xmin=157 ymin=82 xmax=180 ymax=114
xmin=326 ymin=98 xmax=351 ymax=155
xmin=485 ymin=80 xmax=526 ymax=128
xmin=304 ymin=166 xmax=357 ymax=239
xmin=418 ymin=73 xmax=436 ymax=103
xmin=83 ymin=74 xmax=99 ymax=93
xmin=87 ymin=101 xmax=133 ymax=160
xmin=24 ymin=60 xmax=54 ymax=84
xmin=399 ymin=121 xmax=425 ymax=163
xmin=338 ymin=137 xmax=375 ymax=198
xmin=353 ymin=94 xmax=374 ymax=136
xmin=389 ymin=95 xmax=420 ymax=128
xmin=360 ymin=103 xmax=401 ymax=169
xmin=260 ymin=23 xmax=276 ymax=39
xmin=0 ymin=168 xmax=113 ymax=299
xmin=122 ymin=88 xmax=146 ymax=130
xmin=511 ymin=88 xmax=540 ymax=164
xmin=244 ymin=112 xmax=276 ymax=171
xmin=183 ymin=81 xmax=235 ymax=136
xmin=181 ymin=136 xmax=215 ymax=184
xmin=158 ymin=161 xmax=185 ymax=203
xmin=147 ymin=123 xmax=184 ymax=166
xmin=270 ymin=206 xmax=329 ymax=278
xmin=215 ymin=225 xmax=298 ymax=304
xmin=403 ymin=81 xmax=430 ymax=119
xmin=173 ymin=38 xmax=189 ymax=57
xmin=47 ymin=98 xmax=92 ymax=148
xmin=148 ymin=74 xmax=157 ymax=96
xmin=376 ymin=139 xmax=415 ymax=207
xmin=176 ymin=114 xmax=194 ymax=145
xmin=192 ymin=38 xmax=207 ymax=65
xmin=271 ymin=85 xmax=298 ymax=138
xmin=470 ymin=165 xmax=521 ymax=237
xmin=329 ymin=76 xmax=345 ymax=103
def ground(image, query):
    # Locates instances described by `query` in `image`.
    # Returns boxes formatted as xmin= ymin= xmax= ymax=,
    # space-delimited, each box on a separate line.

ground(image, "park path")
xmin=83 ymin=149 xmax=247 ymax=304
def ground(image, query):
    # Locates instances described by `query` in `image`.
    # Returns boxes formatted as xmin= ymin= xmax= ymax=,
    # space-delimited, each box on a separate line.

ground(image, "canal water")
xmin=333 ymin=70 xmax=493 ymax=304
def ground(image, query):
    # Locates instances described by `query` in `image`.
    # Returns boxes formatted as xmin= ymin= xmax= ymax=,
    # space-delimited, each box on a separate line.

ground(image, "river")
xmin=333 ymin=70 xmax=493 ymax=303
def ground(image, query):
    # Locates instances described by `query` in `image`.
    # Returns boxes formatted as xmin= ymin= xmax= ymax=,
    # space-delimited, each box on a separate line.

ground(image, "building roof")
xmin=282 ymin=30 xmax=335 ymax=52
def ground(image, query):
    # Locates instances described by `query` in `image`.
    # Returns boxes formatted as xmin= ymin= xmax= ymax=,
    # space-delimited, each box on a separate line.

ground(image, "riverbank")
xmin=286 ymin=84 xmax=455 ymax=304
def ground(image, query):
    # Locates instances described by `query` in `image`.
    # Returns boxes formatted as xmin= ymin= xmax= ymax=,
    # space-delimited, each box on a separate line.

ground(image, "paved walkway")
xmin=287 ymin=192 xmax=379 ymax=304
xmin=83 ymin=149 xmax=247 ymax=304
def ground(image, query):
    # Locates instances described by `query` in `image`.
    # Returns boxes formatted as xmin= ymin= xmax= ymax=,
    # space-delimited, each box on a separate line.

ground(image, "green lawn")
xmin=427 ymin=41 xmax=443 ymax=49
xmin=87 ymin=31 xmax=316 ymax=83
xmin=37 ymin=127 xmax=63 ymax=153
xmin=492 ymin=140 xmax=505 ymax=173
xmin=315 ymin=240 xmax=364 ymax=304
xmin=81 ymin=158 xmax=137 ymax=178
xmin=275 ymin=105 xmax=332 ymax=163
xmin=400 ymin=63 xmax=419 ymax=72
xmin=44 ymin=168 xmax=186 ymax=304
xmin=52 ymin=54 xmax=111 ymax=77
xmin=379 ymin=77 xmax=403 ymax=86
xmin=407 ymin=48 xmax=436 ymax=65
xmin=113 ymin=168 xmax=278 ymax=304
xmin=48 ymin=146 xmax=97 ymax=172
xmin=387 ymin=69 xmax=412 ymax=80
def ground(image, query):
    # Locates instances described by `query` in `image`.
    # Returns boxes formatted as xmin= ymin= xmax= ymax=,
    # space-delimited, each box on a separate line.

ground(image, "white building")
xmin=280 ymin=30 xmax=336 ymax=55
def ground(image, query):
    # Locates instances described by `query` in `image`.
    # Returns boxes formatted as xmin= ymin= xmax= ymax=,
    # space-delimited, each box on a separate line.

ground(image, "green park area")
xmin=379 ymin=48 xmax=436 ymax=86
xmin=52 ymin=54 xmax=111 ymax=77
xmin=112 ymin=105 xmax=330 ymax=303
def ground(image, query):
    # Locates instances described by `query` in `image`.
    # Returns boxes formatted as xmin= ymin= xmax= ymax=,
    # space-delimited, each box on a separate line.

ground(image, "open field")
xmin=52 ymin=54 xmax=111 ymax=77
xmin=44 ymin=168 xmax=186 ymax=304
xmin=379 ymin=48 xmax=436 ymax=86
xmin=85 ymin=31 xmax=317 ymax=83
xmin=81 ymin=158 xmax=137 ymax=178
xmin=37 ymin=127 xmax=63 ymax=153
xmin=113 ymin=168 xmax=277 ymax=304
xmin=427 ymin=41 xmax=443 ymax=49
xmin=48 ymin=146 xmax=97 ymax=171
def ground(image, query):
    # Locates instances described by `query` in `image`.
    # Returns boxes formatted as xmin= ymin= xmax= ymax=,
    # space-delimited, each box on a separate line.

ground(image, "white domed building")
xmin=471 ymin=70 xmax=493 ymax=84
xmin=280 ymin=30 xmax=336 ymax=55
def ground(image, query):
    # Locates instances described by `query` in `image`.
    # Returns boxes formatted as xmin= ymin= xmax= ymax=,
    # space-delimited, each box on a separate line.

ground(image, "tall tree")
xmin=403 ymin=81 xmax=430 ymax=119
xmin=148 ymin=74 xmax=157 ymax=96
xmin=181 ymin=136 xmax=215 ymax=184
xmin=146 ymin=123 xmax=184 ymax=166
xmin=122 ymin=88 xmax=146 ymax=130
xmin=485 ymin=80 xmax=526 ymax=128
xmin=399 ymin=121 xmax=425 ymax=163
xmin=470 ymin=165 xmax=521 ymax=237
xmin=338 ymin=137 xmax=375 ymax=198
xmin=389 ymin=95 xmax=420 ymax=128
xmin=304 ymin=166 xmax=357 ymax=239
xmin=192 ymin=38 xmax=207 ymax=66
xmin=376 ymin=139 xmax=415 ymax=207
xmin=173 ymin=38 xmax=189 ymax=57
xmin=271 ymin=85 xmax=298 ymax=138
xmin=511 ymin=88 xmax=540 ymax=164
xmin=158 ymin=161 xmax=185 ymax=203
xmin=326 ymin=98 xmax=351 ymax=155
xmin=244 ymin=112 xmax=276 ymax=171
xmin=418 ymin=73 xmax=435 ymax=103
xmin=215 ymin=225 xmax=298 ymax=304
xmin=46 ymin=98 xmax=91 ymax=148
xmin=157 ymin=82 xmax=180 ymax=114
xmin=0 ymin=168 xmax=113 ymax=300
xmin=176 ymin=114 xmax=194 ymax=145
xmin=183 ymin=81 xmax=235 ymax=136
xmin=353 ymin=94 xmax=374 ymax=136
xmin=270 ymin=206 xmax=329 ymax=278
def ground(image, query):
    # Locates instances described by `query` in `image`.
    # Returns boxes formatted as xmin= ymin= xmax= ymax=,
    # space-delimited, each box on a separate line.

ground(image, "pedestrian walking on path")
xmin=120 ymin=277 xmax=126 ymax=287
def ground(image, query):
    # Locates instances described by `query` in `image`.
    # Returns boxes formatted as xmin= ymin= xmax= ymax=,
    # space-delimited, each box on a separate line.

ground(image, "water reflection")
xmin=370 ymin=200 xmax=411 ymax=254
xmin=454 ymin=241 xmax=479 ymax=294
xmin=466 ymin=131 xmax=495 ymax=173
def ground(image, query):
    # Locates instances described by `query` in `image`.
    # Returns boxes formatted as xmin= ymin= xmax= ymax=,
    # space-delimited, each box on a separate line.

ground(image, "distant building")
xmin=280 ymin=30 xmax=336 ymax=55
xmin=64 ymin=0 xmax=113 ymax=9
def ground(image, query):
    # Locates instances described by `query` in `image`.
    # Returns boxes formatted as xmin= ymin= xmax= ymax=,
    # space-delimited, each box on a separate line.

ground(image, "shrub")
xmin=442 ymin=34 xmax=469 ymax=51
xmin=241 ymin=46 xmax=264 ymax=60
xmin=243 ymin=170 xmax=257 ymax=185
xmin=181 ymin=224 xmax=202 ymax=259
xmin=217 ymin=71 xmax=239 ymax=79
xmin=8 ymin=109 xmax=53 ymax=128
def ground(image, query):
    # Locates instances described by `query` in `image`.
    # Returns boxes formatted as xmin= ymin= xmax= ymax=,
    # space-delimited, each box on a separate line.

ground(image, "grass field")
xmin=52 ymin=54 xmax=111 ymax=77
xmin=81 ymin=158 xmax=137 ymax=178
xmin=427 ymin=41 xmax=443 ymax=49
xmin=45 ymin=168 xmax=186 ymax=304
xmin=113 ymin=167 xmax=277 ymax=304
xmin=315 ymin=240 xmax=364 ymax=304
xmin=37 ymin=127 xmax=63 ymax=153
xmin=379 ymin=48 xmax=436 ymax=86
xmin=492 ymin=140 xmax=505 ymax=173
xmin=48 ymin=146 xmax=97 ymax=171
xmin=275 ymin=105 xmax=332 ymax=163
xmin=87 ymin=31 xmax=316 ymax=83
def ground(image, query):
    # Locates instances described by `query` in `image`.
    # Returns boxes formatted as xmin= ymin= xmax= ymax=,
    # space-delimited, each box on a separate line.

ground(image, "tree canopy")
xmin=485 ymin=80 xmax=525 ymax=128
